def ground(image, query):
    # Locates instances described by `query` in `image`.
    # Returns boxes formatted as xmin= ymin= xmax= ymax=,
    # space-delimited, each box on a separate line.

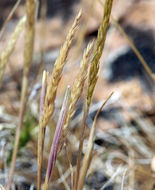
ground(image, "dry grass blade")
xmin=37 ymin=11 xmax=81 ymax=190
xmin=63 ymin=41 xmax=94 ymax=136
xmin=56 ymin=162 xmax=71 ymax=190
xmin=7 ymin=0 xmax=37 ymax=189
xmin=77 ymin=92 xmax=113 ymax=190
xmin=121 ymin=168 xmax=127 ymax=190
xmin=87 ymin=0 xmax=113 ymax=108
xmin=99 ymin=164 xmax=122 ymax=190
xmin=98 ymin=0 xmax=155 ymax=83
xmin=111 ymin=16 xmax=155 ymax=83
xmin=38 ymin=70 xmax=48 ymax=190
xmin=0 ymin=16 xmax=26 ymax=84
xmin=0 ymin=0 xmax=21 ymax=40
xmin=0 ymin=185 xmax=6 ymax=190
xmin=44 ymin=86 xmax=70 ymax=190
xmin=73 ymin=103 xmax=88 ymax=190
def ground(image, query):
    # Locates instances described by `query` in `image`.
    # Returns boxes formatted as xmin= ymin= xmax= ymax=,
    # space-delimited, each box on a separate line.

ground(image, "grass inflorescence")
xmin=4 ymin=0 xmax=155 ymax=190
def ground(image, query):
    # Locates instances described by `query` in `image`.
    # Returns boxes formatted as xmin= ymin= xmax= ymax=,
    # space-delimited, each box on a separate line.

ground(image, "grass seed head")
xmin=40 ymin=10 xmax=82 ymax=129
xmin=87 ymin=0 xmax=113 ymax=108
xmin=0 ymin=16 xmax=26 ymax=83
xmin=63 ymin=41 xmax=94 ymax=136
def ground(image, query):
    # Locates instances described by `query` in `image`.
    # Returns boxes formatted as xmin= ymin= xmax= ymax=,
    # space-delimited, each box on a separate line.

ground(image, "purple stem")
xmin=47 ymin=86 xmax=70 ymax=181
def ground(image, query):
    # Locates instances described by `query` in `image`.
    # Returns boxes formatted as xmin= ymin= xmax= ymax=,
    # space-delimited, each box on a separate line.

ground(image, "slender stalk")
xmin=0 ymin=0 xmax=21 ymax=40
xmin=98 ymin=0 xmax=155 ymax=82
xmin=77 ymin=92 xmax=113 ymax=190
xmin=6 ymin=0 xmax=36 ymax=189
xmin=44 ymin=86 xmax=70 ymax=190
xmin=74 ymin=1 xmax=113 ymax=189
xmin=73 ymin=103 xmax=88 ymax=190
xmin=38 ymin=71 xmax=48 ymax=190
xmin=111 ymin=16 xmax=155 ymax=82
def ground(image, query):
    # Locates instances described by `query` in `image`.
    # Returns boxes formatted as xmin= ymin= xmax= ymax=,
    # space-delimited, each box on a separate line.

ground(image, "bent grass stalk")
xmin=37 ymin=11 xmax=81 ymax=190
xmin=7 ymin=0 xmax=36 ymax=189
xmin=77 ymin=92 xmax=113 ymax=190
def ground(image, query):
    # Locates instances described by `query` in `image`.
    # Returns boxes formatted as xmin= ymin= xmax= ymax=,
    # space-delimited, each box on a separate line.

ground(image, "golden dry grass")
xmin=37 ymin=10 xmax=82 ymax=190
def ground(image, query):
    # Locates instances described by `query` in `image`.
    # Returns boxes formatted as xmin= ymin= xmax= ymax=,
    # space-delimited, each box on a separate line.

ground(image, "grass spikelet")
xmin=74 ymin=3 xmax=113 ymax=185
xmin=87 ymin=0 xmax=113 ymax=108
xmin=0 ymin=16 xmax=26 ymax=84
xmin=63 ymin=41 xmax=94 ymax=135
xmin=7 ymin=0 xmax=37 ymax=189
xmin=44 ymin=86 xmax=70 ymax=190
xmin=77 ymin=92 xmax=113 ymax=190
xmin=37 ymin=11 xmax=81 ymax=190
xmin=40 ymin=10 xmax=82 ymax=129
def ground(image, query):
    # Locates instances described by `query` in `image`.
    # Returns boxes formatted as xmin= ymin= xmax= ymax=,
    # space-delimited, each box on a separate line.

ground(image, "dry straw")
xmin=78 ymin=92 xmax=113 ymax=190
xmin=87 ymin=0 xmax=113 ymax=108
xmin=37 ymin=10 xmax=82 ymax=190
xmin=0 ymin=0 xmax=21 ymax=40
xmin=37 ymin=70 xmax=48 ymax=190
xmin=0 ymin=16 xmax=26 ymax=83
xmin=7 ymin=0 xmax=37 ymax=189
xmin=74 ymin=1 xmax=113 ymax=189
xmin=98 ymin=0 xmax=155 ymax=83
xmin=0 ymin=185 xmax=6 ymax=190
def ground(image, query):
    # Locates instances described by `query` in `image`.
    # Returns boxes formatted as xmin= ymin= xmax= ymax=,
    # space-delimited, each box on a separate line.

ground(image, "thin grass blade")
xmin=44 ymin=86 xmax=70 ymax=189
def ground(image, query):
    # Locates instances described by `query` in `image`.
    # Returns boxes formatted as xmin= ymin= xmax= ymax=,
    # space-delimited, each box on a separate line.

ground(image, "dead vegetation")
xmin=0 ymin=0 xmax=155 ymax=190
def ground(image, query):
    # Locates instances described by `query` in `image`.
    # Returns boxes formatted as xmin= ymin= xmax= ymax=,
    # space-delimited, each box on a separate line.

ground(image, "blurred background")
xmin=0 ymin=0 xmax=155 ymax=189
